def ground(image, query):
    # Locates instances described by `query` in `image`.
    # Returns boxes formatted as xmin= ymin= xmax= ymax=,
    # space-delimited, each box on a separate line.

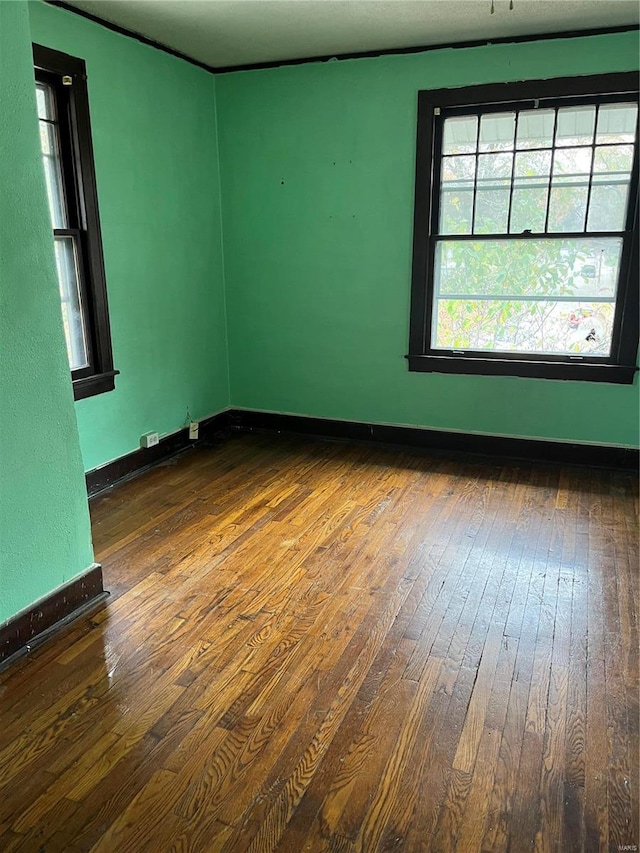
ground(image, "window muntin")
xmin=34 ymin=45 xmax=117 ymax=400
xmin=408 ymin=75 xmax=640 ymax=383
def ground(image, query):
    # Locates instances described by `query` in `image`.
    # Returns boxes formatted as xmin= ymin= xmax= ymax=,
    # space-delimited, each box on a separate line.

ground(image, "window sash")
xmin=429 ymin=234 xmax=623 ymax=359
xmin=53 ymin=232 xmax=91 ymax=371
xmin=422 ymin=241 xmax=635 ymax=366
xmin=407 ymin=74 xmax=639 ymax=382
xmin=432 ymin=95 xmax=638 ymax=242
xmin=407 ymin=81 xmax=638 ymax=374
xmin=36 ymin=69 xmax=93 ymax=377
xmin=34 ymin=44 xmax=117 ymax=400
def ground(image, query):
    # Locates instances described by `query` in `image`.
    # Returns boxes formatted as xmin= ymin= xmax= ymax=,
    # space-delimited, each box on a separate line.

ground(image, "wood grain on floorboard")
xmin=0 ymin=434 xmax=637 ymax=852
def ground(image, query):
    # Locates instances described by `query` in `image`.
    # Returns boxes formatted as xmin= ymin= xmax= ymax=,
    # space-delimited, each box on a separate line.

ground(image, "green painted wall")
xmin=217 ymin=32 xmax=640 ymax=448
xmin=1 ymin=13 xmax=637 ymax=630
xmin=0 ymin=1 xmax=95 ymax=623
xmin=29 ymin=1 xmax=229 ymax=473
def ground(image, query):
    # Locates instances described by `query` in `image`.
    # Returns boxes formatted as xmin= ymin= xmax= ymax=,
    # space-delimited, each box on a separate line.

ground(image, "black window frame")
xmin=33 ymin=43 xmax=117 ymax=401
xmin=407 ymin=72 xmax=639 ymax=384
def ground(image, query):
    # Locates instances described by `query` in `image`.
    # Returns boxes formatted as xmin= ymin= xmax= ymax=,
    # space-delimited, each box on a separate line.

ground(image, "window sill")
xmin=73 ymin=370 xmax=119 ymax=401
xmin=406 ymin=355 xmax=638 ymax=384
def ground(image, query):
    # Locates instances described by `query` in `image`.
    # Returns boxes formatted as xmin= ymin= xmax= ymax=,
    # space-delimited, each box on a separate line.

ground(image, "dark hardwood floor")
xmin=0 ymin=434 xmax=637 ymax=852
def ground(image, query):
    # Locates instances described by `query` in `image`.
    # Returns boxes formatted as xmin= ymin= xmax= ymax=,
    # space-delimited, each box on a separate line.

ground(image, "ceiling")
xmin=58 ymin=0 xmax=640 ymax=70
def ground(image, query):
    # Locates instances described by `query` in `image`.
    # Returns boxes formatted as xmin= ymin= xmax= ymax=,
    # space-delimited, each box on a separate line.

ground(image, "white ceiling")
xmin=59 ymin=0 xmax=640 ymax=69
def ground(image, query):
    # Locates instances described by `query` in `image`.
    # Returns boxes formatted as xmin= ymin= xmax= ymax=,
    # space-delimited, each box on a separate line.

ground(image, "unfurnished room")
xmin=0 ymin=0 xmax=639 ymax=850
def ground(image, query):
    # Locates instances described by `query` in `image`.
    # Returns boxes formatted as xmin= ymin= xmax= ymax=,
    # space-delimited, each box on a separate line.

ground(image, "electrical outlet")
xmin=189 ymin=421 xmax=199 ymax=440
xmin=140 ymin=432 xmax=159 ymax=449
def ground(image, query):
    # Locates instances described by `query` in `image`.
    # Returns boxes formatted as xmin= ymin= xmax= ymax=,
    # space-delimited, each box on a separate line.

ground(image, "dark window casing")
xmin=407 ymin=72 xmax=639 ymax=383
xmin=33 ymin=43 xmax=117 ymax=400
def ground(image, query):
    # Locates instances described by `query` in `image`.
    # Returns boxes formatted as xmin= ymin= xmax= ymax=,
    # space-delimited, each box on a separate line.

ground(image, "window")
xmin=408 ymin=73 xmax=639 ymax=383
xmin=34 ymin=44 xmax=117 ymax=400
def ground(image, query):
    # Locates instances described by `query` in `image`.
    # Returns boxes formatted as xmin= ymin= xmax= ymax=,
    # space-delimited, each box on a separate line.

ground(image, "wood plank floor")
xmin=0 ymin=434 xmax=637 ymax=852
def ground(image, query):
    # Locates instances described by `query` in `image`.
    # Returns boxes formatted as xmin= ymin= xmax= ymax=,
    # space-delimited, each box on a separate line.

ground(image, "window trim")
xmin=33 ymin=43 xmax=117 ymax=401
xmin=407 ymin=72 xmax=639 ymax=384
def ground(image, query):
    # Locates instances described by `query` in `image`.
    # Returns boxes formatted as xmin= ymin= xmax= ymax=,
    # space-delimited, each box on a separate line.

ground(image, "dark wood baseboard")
xmin=86 ymin=410 xmax=232 ymax=496
xmin=0 ymin=564 xmax=107 ymax=670
xmin=85 ymin=407 xmax=638 ymax=498
xmin=230 ymin=409 xmax=639 ymax=470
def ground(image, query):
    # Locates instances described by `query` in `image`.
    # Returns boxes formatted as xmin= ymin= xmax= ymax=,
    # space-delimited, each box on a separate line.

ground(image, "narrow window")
xmin=34 ymin=44 xmax=117 ymax=400
xmin=408 ymin=74 xmax=639 ymax=383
